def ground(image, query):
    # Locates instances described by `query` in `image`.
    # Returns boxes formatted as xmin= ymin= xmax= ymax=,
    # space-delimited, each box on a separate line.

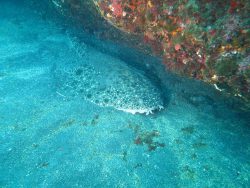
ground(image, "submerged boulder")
xmin=47 ymin=0 xmax=250 ymax=109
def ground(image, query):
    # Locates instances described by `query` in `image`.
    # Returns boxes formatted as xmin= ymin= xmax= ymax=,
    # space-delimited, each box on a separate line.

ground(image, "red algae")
xmin=94 ymin=0 xmax=250 ymax=107
xmin=54 ymin=0 xmax=250 ymax=109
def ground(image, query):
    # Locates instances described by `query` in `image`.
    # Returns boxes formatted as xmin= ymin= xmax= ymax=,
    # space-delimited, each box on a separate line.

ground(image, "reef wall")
xmin=30 ymin=0 xmax=250 ymax=109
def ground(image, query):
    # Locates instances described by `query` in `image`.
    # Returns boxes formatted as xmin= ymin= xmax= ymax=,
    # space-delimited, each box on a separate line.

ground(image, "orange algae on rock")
xmin=94 ymin=0 xmax=250 ymax=107
xmin=50 ymin=0 xmax=250 ymax=109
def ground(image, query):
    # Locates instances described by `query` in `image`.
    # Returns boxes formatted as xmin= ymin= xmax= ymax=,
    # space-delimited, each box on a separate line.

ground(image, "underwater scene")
xmin=0 ymin=0 xmax=250 ymax=187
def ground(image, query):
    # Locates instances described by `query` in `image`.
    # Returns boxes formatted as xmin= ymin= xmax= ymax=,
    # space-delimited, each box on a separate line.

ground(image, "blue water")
xmin=0 ymin=1 xmax=249 ymax=187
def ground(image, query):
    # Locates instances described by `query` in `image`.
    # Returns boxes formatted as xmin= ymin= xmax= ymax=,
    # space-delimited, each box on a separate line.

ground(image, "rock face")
xmin=42 ymin=0 xmax=250 ymax=109
xmin=55 ymin=45 xmax=164 ymax=115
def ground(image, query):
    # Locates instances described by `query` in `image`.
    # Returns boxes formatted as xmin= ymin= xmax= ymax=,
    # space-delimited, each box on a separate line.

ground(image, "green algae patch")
xmin=215 ymin=57 xmax=239 ymax=77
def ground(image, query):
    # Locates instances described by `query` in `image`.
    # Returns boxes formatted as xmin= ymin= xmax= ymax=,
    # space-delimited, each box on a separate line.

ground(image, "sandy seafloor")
xmin=0 ymin=1 xmax=249 ymax=187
